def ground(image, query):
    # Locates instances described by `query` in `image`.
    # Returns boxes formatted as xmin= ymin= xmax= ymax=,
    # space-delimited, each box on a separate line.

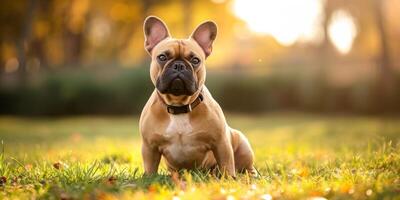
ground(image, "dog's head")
xmin=143 ymin=16 xmax=217 ymax=105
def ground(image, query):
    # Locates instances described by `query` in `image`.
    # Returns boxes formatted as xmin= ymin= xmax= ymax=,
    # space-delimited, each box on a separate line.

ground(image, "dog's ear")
xmin=190 ymin=21 xmax=217 ymax=58
xmin=143 ymin=16 xmax=170 ymax=54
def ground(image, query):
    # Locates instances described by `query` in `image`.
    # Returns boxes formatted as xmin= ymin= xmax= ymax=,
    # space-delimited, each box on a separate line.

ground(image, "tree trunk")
xmin=374 ymin=0 xmax=391 ymax=80
xmin=16 ymin=0 xmax=37 ymax=85
xmin=373 ymin=0 xmax=393 ymax=112
xmin=62 ymin=0 xmax=89 ymax=67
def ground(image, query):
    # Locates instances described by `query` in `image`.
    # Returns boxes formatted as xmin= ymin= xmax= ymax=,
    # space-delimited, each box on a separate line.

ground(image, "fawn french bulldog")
xmin=139 ymin=16 xmax=256 ymax=177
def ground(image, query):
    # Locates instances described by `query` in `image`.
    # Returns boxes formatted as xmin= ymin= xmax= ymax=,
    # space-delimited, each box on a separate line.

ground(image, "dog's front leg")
xmin=142 ymin=143 xmax=161 ymax=175
xmin=212 ymin=136 xmax=236 ymax=177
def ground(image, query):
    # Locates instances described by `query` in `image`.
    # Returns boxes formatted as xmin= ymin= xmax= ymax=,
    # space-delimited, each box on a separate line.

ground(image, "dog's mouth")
xmin=168 ymin=77 xmax=185 ymax=95
xmin=157 ymin=75 xmax=197 ymax=96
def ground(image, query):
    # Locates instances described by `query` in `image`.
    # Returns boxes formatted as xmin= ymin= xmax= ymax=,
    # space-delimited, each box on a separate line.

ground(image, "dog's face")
xmin=143 ymin=16 xmax=217 ymax=105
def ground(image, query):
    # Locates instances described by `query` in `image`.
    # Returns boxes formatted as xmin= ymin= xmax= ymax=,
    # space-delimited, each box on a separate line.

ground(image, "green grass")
xmin=0 ymin=113 xmax=399 ymax=199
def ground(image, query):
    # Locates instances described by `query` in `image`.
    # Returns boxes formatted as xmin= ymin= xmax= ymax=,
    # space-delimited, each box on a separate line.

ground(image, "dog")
xmin=139 ymin=16 xmax=256 ymax=177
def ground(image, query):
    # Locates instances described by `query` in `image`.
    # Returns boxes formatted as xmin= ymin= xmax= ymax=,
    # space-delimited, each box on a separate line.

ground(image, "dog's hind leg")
xmin=230 ymin=128 xmax=257 ymax=177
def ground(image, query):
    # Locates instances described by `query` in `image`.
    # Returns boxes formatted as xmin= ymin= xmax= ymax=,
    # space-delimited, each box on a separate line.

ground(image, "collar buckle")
xmin=187 ymin=104 xmax=192 ymax=112
xmin=167 ymin=106 xmax=175 ymax=114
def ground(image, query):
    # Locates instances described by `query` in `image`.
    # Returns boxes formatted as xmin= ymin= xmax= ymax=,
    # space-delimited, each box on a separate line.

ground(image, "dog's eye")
xmin=157 ymin=54 xmax=167 ymax=62
xmin=191 ymin=57 xmax=200 ymax=65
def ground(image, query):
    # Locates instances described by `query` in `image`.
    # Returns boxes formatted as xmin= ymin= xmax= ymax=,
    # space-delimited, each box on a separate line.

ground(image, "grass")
xmin=0 ymin=113 xmax=399 ymax=199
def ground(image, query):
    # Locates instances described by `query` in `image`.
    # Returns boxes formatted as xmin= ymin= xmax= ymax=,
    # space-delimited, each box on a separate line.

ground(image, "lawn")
xmin=0 ymin=113 xmax=399 ymax=199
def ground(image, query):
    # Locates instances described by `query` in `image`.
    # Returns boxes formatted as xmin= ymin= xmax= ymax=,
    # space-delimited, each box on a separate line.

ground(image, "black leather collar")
xmin=158 ymin=92 xmax=204 ymax=115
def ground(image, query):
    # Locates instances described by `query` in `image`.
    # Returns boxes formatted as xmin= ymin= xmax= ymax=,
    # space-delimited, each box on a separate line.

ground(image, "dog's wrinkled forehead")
xmin=152 ymin=39 xmax=205 ymax=60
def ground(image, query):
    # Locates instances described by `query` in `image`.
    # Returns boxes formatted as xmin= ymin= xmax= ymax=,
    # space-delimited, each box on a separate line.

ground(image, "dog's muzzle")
xmin=156 ymin=60 xmax=197 ymax=96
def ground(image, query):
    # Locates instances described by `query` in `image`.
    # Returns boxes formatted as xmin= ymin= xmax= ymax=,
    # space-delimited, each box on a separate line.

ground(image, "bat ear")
xmin=143 ymin=16 xmax=170 ymax=54
xmin=190 ymin=21 xmax=217 ymax=58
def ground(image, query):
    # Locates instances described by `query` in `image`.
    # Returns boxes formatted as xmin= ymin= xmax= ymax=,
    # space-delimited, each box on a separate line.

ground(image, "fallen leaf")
xmin=0 ymin=176 xmax=7 ymax=186
xmin=107 ymin=176 xmax=117 ymax=185
xmin=53 ymin=162 xmax=62 ymax=170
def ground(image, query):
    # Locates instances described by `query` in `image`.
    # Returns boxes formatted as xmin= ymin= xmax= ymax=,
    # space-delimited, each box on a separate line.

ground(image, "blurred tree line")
xmin=0 ymin=0 xmax=399 ymax=115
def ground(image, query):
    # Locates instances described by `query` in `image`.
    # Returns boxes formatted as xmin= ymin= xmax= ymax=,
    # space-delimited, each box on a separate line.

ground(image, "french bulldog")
xmin=139 ymin=16 xmax=256 ymax=177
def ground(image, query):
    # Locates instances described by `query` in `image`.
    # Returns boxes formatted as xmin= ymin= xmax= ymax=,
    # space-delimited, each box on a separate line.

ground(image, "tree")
xmin=372 ymin=0 xmax=394 ymax=112
xmin=16 ymin=0 xmax=38 ymax=84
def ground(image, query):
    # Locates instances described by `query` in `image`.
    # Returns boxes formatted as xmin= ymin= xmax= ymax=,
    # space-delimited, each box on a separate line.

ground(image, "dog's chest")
xmin=161 ymin=114 xmax=208 ymax=165
xmin=165 ymin=114 xmax=193 ymax=136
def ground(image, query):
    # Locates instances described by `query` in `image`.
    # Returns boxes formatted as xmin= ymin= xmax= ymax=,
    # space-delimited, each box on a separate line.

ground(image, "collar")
xmin=157 ymin=92 xmax=204 ymax=115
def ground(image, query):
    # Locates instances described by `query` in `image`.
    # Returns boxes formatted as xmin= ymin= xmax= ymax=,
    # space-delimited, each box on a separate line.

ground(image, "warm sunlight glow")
xmin=233 ymin=0 xmax=324 ymax=46
xmin=328 ymin=10 xmax=357 ymax=54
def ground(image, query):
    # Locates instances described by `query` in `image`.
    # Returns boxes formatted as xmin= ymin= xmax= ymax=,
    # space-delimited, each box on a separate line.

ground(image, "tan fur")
xmin=140 ymin=17 xmax=256 ymax=177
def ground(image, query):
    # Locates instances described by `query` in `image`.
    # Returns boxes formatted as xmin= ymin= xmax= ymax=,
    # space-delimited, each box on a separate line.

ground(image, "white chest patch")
xmin=165 ymin=114 xmax=193 ymax=136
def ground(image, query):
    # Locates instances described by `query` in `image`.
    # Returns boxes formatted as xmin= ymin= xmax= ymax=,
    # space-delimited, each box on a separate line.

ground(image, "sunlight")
xmin=232 ymin=0 xmax=324 ymax=46
xmin=328 ymin=10 xmax=357 ymax=54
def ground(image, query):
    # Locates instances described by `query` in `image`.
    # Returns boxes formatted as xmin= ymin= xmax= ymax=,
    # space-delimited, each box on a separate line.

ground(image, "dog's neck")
xmin=156 ymin=89 xmax=204 ymax=115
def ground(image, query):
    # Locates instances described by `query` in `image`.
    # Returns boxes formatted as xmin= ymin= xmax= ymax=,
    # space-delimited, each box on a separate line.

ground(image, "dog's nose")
xmin=172 ymin=61 xmax=186 ymax=72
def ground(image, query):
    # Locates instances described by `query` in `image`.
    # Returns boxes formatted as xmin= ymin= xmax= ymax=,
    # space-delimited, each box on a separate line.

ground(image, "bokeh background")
xmin=1 ymin=0 xmax=400 ymax=115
